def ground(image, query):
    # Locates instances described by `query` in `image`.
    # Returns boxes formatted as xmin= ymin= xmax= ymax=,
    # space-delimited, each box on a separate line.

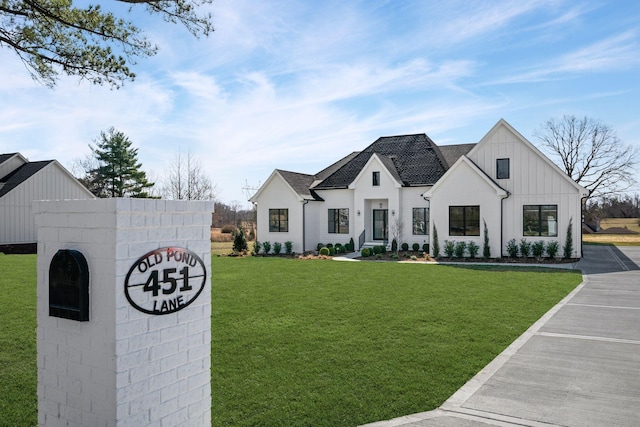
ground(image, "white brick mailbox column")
xmin=34 ymin=198 xmax=213 ymax=427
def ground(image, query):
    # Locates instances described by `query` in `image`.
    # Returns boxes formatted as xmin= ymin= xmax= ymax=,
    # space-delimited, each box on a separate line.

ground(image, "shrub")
xmin=467 ymin=241 xmax=479 ymax=258
xmin=563 ymin=218 xmax=574 ymax=259
xmin=329 ymin=246 xmax=336 ymax=256
xmin=403 ymin=252 xmax=410 ymax=258
xmin=482 ymin=221 xmax=491 ymax=258
xmin=360 ymin=248 xmax=371 ymax=257
xmin=532 ymin=241 xmax=545 ymax=260
xmin=454 ymin=241 xmax=467 ymax=258
xmin=376 ymin=253 xmax=382 ymax=259
xmin=372 ymin=245 xmax=382 ymax=255
xmin=285 ymin=241 xmax=293 ymax=255
xmin=232 ymin=228 xmax=248 ymax=253
xmin=390 ymin=253 xmax=399 ymax=260
xmin=317 ymin=243 xmax=324 ymax=252
xmin=335 ymin=243 xmax=343 ymax=254
xmin=380 ymin=245 xmax=386 ymax=254
xmin=273 ymin=242 xmax=282 ymax=255
xmin=412 ymin=243 xmax=420 ymax=251
xmin=327 ymin=243 xmax=333 ymax=249
xmin=262 ymin=241 xmax=271 ymax=254
xmin=391 ymin=238 xmax=398 ymax=252
xmin=433 ymin=225 xmax=440 ymax=258
xmin=221 ymin=224 xmax=234 ymax=234
xmin=410 ymin=255 xmax=417 ymax=261
xmin=319 ymin=247 xmax=330 ymax=256
xmin=248 ymin=228 xmax=255 ymax=241
xmin=348 ymin=237 xmax=355 ymax=252
xmin=253 ymin=240 xmax=261 ymax=255
xmin=546 ymin=241 xmax=559 ymax=258
xmin=444 ymin=240 xmax=455 ymax=258
xmin=506 ymin=239 xmax=518 ymax=258
xmin=422 ymin=243 xmax=429 ymax=253
xmin=519 ymin=239 xmax=531 ymax=258
xmin=401 ymin=242 xmax=409 ymax=251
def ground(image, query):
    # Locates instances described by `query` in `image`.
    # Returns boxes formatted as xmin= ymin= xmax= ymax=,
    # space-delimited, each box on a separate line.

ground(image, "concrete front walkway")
xmin=362 ymin=245 xmax=640 ymax=427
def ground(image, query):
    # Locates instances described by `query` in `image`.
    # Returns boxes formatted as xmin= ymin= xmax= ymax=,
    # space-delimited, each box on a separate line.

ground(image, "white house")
xmin=0 ymin=153 xmax=95 ymax=250
xmin=250 ymin=119 xmax=588 ymax=258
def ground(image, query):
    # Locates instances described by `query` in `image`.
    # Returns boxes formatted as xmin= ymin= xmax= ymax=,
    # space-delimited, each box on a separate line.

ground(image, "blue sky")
xmin=1 ymin=0 xmax=639 ymax=206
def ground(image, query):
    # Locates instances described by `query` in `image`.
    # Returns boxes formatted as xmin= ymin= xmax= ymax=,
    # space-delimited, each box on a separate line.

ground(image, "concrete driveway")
xmin=362 ymin=245 xmax=640 ymax=427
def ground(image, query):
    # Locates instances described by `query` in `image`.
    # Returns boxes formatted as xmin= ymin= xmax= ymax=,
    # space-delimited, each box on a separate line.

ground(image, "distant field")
xmin=583 ymin=218 xmax=640 ymax=246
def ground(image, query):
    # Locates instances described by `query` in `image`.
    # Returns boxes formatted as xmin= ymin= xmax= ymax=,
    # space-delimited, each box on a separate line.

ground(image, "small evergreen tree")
xmin=232 ymin=227 xmax=248 ymax=253
xmin=563 ymin=218 xmax=574 ymax=259
xmin=432 ymin=224 xmax=440 ymax=258
xmin=482 ymin=221 xmax=491 ymax=258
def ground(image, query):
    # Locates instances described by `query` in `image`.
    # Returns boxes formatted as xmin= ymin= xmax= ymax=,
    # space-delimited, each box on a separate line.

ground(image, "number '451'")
xmin=143 ymin=267 xmax=192 ymax=296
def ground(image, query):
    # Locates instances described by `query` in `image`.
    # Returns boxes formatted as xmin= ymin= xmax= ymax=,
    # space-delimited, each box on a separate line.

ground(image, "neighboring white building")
xmin=0 ymin=153 xmax=95 ymax=248
xmin=250 ymin=119 xmax=588 ymax=258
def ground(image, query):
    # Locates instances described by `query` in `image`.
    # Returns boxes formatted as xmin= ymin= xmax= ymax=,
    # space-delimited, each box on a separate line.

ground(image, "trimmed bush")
xmin=467 ymin=241 xmax=479 ymax=258
xmin=482 ymin=221 xmax=490 ymax=258
xmin=546 ymin=241 xmax=559 ymax=258
xmin=360 ymin=248 xmax=371 ymax=257
xmin=273 ymin=242 xmax=282 ymax=255
xmin=563 ymin=218 xmax=574 ymax=259
xmin=285 ymin=241 xmax=293 ymax=255
xmin=532 ymin=241 xmax=545 ymax=260
xmin=329 ymin=246 xmax=336 ymax=256
xmin=319 ymin=247 xmax=330 ymax=256
xmin=317 ymin=243 xmax=324 ymax=252
xmin=372 ymin=245 xmax=383 ymax=255
xmin=454 ymin=241 xmax=467 ymax=258
xmin=412 ymin=243 xmax=420 ymax=251
xmin=401 ymin=242 xmax=409 ymax=251
xmin=391 ymin=238 xmax=398 ymax=252
xmin=433 ymin=225 xmax=440 ymax=258
xmin=444 ymin=240 xmax=455 ymax=258
xmin=253 ymin=240 xmax=261 ymax=255
xmin=232 ymin=228 xmax=248 ymax=253
xmin=519 ymin=239 xmax=531 ymax=258
xmin=348 ymin=237 xmax=355 ymax=252
xmin=506 ymin=239 xmax=518 ymax=258
xmin=262 ymin=241 xmax=271 ymax=255
xmin=422 ymin=243 xmax=429 ymax=253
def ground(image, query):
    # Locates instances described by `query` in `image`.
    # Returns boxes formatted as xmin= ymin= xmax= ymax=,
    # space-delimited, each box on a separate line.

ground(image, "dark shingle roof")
xmin=437 ymin=143 xmax=476 ymax=168
xmin=0 ymin=161 xmax=53 ymax=198
xmin=0 ymin=153 xmax=18 ymax=165
xmin=313 ymin=134 xmax=448 ymax=189
xmin=277 ymin=169 xmax=324 ymax=201
xmin=314 ymin=151 xmax=360 ymax=182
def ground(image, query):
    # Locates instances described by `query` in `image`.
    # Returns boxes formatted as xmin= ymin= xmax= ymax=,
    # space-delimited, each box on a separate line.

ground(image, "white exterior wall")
xmin=428 ymin=160 xmax=503 ymax=258
xmin=0 ymin=153 xmax=27 ymax=177
xmin=399 ymin=187 xmax=431 ymax=250
xmin=254 ymin=173 xmax=304 ymax=254
xmin=308 ymin=189 xmax=354 ymax=250
xmin=351 ymin=155 xmax=401 ymax=245
xmin=34 ymin=198 xmax=212 ymax=427
xmin=0 ymin=162 xmax=94 ymax=244
xmin=467 ymin=123 xmax=584 ymax=257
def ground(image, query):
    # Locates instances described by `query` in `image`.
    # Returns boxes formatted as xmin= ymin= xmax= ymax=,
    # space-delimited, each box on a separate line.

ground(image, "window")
xmin=413 ymin=207 xmax=429 ymax=235
xmin=328 ymin=209 xmax=349 ymax=234
xmin=523 ymin=205 xmax=557 ymax=236
xmin=496 ymin=158 xmax=510 ymax=179
xmin=372 ymin=171 xmax=380 ymax=186
xmin=449 ymin=206 xmax=480 ymax=236
xmin=269 ymin=209 xmax=288 ymax=232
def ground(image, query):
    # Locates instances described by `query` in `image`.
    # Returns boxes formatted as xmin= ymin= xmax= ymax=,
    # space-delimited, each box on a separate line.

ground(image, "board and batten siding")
xmin=467 ymin=122 xmax=585 ymax=257
xmin=0 ymin=162 xmax=94 ymax=244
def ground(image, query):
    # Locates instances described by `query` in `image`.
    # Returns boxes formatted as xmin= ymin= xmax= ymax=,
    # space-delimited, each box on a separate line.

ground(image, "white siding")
xmin=398 ymin=187 xmax=431 ymax=250
xmin=308 ymin=189 xmax=354 ymax=250
xmin=253 ymin=173 xmax=304 ymax=253
xmin=0 ymin=154 xmax=27 ymax=178
xmin=0 ymin=163 xmax=95 ymax=244
xmin=467 ymin=122 xmax=585 ymax=257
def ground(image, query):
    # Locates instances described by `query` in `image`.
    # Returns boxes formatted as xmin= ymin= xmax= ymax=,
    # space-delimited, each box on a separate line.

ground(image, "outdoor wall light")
xmin=391 ymin=210 xmax=395 ymax=216
xmin=357 ymin=210 xmax=361 ymax=216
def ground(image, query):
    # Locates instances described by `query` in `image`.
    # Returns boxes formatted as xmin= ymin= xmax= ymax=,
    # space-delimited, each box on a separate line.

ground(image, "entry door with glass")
xmin=373 ymin=209 xmax=388 ymax=241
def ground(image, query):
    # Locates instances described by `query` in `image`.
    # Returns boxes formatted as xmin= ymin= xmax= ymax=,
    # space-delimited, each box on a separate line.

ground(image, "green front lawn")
xmin=0 ymin=255 xmax=581 ymax=426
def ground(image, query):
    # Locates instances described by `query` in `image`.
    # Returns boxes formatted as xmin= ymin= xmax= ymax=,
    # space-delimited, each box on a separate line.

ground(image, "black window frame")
xmin=269 ymin=208 xmax=289 ymax=232
xmin=449 ymin=205 xmax=480 ymax=236
xmin=412 ymin=207 xmax=429 ymax=235
xmin=496 ymin=158 xmax=510 ymax=179
xmin=372 ymin=171 xmax=380 ymax=186
xmin=523 ymin=205 xmax=558 ymax=237
xmin=328 ymin=208 xmax=349 ymax=234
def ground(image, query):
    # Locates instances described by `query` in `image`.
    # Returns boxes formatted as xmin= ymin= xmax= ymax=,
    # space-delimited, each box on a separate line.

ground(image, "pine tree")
xmin=88 ymin=127 xmax=154 ymax=198
xmin=563 ymin=218 xmax=574 ymax=259
xmin=483 ymin=221 xmax=491 ymax=258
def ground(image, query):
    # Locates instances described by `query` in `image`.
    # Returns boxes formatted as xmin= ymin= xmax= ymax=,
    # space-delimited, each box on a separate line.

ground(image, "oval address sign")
xmin=124 ymin=247 xmax=207 ymax=315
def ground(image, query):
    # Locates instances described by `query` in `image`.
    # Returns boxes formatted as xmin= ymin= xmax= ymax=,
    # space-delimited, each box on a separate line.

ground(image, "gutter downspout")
xmin=500 ymin=192 xmax=511 ymax=258
xmin=302 ymin=199 xmax=309 ymax=253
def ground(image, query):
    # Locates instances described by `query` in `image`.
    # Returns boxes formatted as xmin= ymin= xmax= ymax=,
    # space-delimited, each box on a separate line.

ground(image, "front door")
xmin=373 ymin=209 xmax=388 ymax=241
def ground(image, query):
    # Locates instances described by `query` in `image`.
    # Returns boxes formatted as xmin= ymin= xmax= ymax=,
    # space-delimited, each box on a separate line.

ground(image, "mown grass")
xmin=0 ymin=254 xmax=581 ymax=426
xmin=211 ymin=257 xmax=581 ymax=426
xmin=583 ymin=218 xmax=640 ymax=246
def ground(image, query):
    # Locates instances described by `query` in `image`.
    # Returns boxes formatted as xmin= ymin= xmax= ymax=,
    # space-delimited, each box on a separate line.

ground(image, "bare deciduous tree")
xmin=534 ymin=115 xmax=638 ymax=199
xmin=162 ymin=149 xmax=216 ymax=200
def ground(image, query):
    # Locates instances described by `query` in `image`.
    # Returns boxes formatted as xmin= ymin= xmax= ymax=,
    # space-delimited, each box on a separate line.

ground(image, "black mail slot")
xmin=49 ymin=249 xmax=89 ymax=321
